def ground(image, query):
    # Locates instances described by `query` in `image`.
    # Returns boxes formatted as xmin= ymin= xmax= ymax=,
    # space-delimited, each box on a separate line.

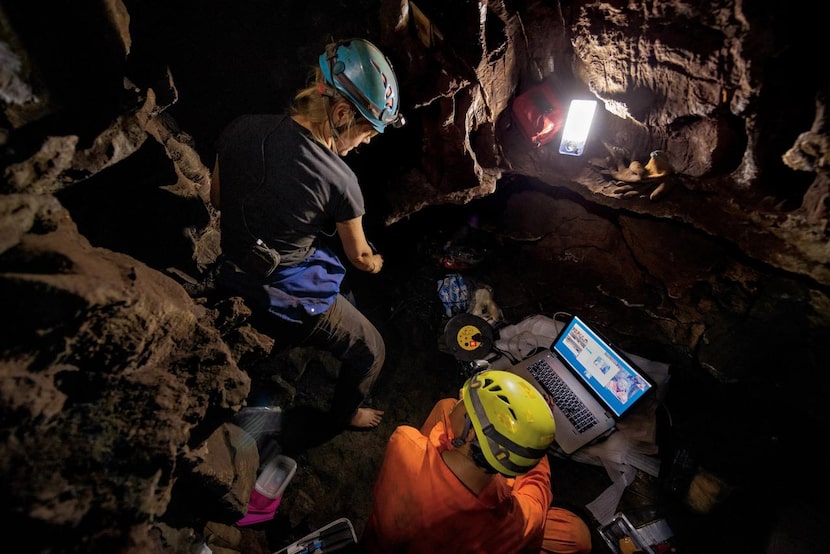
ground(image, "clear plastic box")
xmin=236 ymin=454 xmax=298 ymax=527
xmin=255 ymin=454 xmax=297 ymax=499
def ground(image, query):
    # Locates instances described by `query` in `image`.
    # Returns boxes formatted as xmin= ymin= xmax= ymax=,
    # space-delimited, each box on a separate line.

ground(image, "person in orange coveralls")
xmin=360 ymin=370 xmax=591 ymax=554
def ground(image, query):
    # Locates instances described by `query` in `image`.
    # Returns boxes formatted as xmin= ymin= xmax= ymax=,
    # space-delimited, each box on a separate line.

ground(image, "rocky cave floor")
xmin=213 ymin=206 xmax=829 ymax=554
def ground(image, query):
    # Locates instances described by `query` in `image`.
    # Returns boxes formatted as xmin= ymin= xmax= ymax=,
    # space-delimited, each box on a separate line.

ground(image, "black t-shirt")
xmin=215 ymin=114 xmax=364 ymax=266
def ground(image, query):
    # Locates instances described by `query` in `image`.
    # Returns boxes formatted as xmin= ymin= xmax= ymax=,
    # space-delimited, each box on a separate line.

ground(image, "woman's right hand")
xmin=368 ymin=253 xmax=384 ymax=273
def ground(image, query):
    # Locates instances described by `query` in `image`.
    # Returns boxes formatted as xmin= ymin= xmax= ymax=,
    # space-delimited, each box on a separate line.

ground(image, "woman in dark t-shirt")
xmin=211 ymin=38 xmax=404 ymax=453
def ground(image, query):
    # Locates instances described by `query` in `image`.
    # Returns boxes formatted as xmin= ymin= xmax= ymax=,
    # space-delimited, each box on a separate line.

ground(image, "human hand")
xmin=369 ymin=253 xmax=384 ymax=273
xmin=610 ymin=150 xmax=676 ymax=201
xmin=611 ymin=177 xmax=676 ymax=201
xmin=591 ymin=147 xmax=677 ymax=201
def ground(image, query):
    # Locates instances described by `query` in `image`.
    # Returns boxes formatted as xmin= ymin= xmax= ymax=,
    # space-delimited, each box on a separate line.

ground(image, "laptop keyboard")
xmin=527 ymin=359 xmax=598 ymax=433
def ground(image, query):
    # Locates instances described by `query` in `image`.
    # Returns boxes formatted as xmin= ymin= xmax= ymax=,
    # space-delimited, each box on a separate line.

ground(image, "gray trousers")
xmin=271 ymin=293 xmax=386 ymax=453
xmin=218 ymin=261 xmax=385 ymax=453
xmin=300 ymin=293 xmax=385 ymax=422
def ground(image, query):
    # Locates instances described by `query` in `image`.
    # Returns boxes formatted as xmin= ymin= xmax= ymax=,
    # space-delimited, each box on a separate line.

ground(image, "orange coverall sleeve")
xmin=512 ymin=454 xmax=554 ymax=542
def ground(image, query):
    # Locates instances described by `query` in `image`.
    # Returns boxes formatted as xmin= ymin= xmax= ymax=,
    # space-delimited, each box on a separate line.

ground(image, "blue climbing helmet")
xmin=319 ymin=38 xmax=404 ymax=133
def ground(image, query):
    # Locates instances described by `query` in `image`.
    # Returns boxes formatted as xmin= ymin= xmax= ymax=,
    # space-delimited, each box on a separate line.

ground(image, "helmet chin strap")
xmin=451 ymin=414 xmax=474 ymax=448
xmin=326 ymin=103 xmax=355 ymax=152
xmin=326 ymin=106 xmax=343 ymax=147
xmin=470 ymin=441 xmax=498 ymax=474
xmin=451 ymin=414 xmax=498 ymax=474
xmin=318 ymin=85 xmax=347 ymax=150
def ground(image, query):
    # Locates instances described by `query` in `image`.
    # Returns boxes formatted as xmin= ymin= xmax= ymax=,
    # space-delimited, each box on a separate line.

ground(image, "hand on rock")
xmin=612 ymin=178 xmax=676 ymax=201
xmin=594 ymin=148 xmax=677 ymax=201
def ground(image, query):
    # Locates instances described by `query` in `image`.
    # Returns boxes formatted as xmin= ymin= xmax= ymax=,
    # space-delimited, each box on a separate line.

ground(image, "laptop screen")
xmin=552 ymin=315 xmax=654 ymax=417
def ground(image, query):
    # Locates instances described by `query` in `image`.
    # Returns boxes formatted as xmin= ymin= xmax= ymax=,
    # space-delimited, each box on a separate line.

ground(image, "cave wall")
xmin=1 ymin=0 xmax=828 ymax=552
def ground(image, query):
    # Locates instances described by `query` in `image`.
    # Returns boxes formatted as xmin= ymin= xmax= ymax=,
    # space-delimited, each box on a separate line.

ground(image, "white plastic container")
xmin=255 ymin=454 xmax=297 ymax=499
xmin=236 ymin=454 xmax=297 ymax=527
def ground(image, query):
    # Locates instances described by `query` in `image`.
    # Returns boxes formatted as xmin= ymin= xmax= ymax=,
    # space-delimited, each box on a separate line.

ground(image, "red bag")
xmin=510 ymin=81 xmax=565 ymax=147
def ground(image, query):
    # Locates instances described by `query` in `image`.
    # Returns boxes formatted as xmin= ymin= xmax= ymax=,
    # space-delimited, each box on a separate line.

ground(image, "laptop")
xmin=507 ymin=314 xmax=656 ymax=454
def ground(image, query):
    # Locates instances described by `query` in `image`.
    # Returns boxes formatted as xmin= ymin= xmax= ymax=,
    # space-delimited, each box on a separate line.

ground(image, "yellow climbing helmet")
xmin=460 ymin=370 xmax=556 ymax=477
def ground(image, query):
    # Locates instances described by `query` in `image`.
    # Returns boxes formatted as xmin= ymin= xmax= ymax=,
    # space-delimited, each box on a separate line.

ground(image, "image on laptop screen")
xmin=552 ymin=315 xmax=654 ymax=417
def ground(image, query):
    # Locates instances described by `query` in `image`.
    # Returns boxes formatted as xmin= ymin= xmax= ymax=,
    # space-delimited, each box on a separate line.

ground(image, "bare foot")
xmin=349 ymin=407 xmax=384 ymax=429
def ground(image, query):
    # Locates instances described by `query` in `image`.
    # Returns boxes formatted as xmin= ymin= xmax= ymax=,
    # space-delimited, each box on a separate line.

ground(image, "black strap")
xmin=467 ymin=383 xmax=547 ymax=460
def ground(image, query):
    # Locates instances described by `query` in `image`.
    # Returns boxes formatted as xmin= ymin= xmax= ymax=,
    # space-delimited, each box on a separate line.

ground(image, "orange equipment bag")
xmin=510 ymin=81 xmax=565 ymax=148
